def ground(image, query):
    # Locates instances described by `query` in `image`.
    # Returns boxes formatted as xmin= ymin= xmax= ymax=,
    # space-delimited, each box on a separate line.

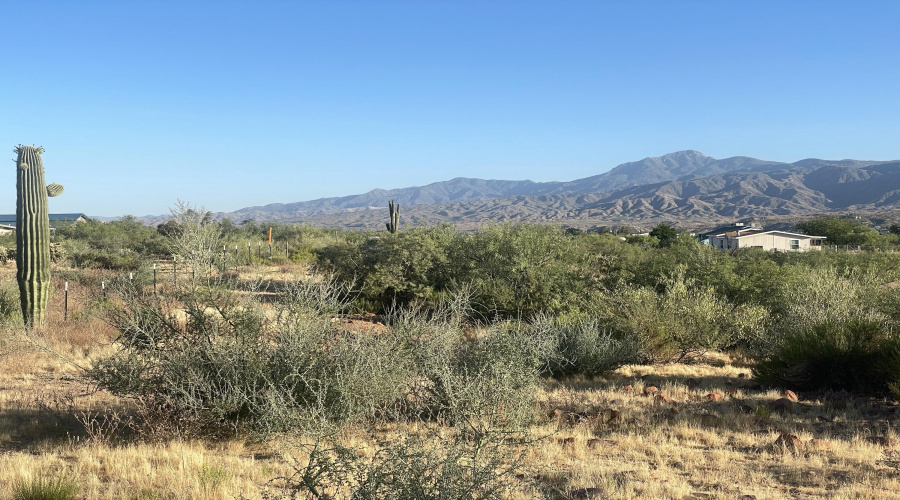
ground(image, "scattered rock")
xmin=738 ymin=372 xmax=749 ymax=379
xmin=725 ymin=387 xmax=737 ymax=396
xmin=782 ymin=390 xmax=799 ymax=402
xmin=707 ymin=392 xmax=723 ymax=401
xmin=586 ymin=438 xmax=603 ymax=449
xmin=670 ymin=461 xmax=685 ymax=470
xmin=622 ymin=385 xmax=633 ymax=392
xmin=775 ymin=433 xmax=803 ymax=452
xmin=768 ymin=398 xmax=796 ymax=414
xmin=644 ymin=385 xmax=659 ymax=396
xmin=656 ymin=394 xmax=675 ymax=404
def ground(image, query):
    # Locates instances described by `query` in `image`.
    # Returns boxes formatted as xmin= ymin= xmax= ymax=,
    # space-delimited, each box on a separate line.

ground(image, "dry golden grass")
xmin=1 ymin=264 xmax=899 ymax=499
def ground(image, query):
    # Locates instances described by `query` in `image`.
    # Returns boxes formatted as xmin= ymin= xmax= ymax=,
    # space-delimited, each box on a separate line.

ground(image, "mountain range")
xmin=143 ymin=151 xmax=900 ymax=231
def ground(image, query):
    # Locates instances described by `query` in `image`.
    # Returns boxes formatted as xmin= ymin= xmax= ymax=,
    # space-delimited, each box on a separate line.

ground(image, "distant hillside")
xmin=138 ymin=151 xmax=900 ymax=230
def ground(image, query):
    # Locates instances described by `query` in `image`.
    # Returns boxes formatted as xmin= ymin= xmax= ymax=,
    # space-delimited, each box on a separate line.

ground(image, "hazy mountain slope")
xmin=219 ymin=150 xmax=786 ymax=219
xmin=272 ymin=160 xmax=900 ymax=230
xmin=133 ymin=151 xmax=900 ymax=229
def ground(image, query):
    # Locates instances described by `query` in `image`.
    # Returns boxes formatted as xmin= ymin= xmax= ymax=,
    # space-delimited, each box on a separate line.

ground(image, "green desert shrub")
xmin=277 ymin=427 xmax=528 ymax=500
xmin=532 ymin=315 xmax=640 ymax=377
xmin=406 ymin=309 xmax=551 ymax=427
xmin=753 ymin=319 xmax=900 ymax=393
xmin=91 ymin=280 xmax=545 ymax=436
xmin=607 ymin=271 xmax=768 ymax=362
xmin=445 ymin=223 xmax=593 ymax=318
xmin=12 ymin=474 xmax=79 ymax=500
xmin=91 ymin=277 xmax=417 ymax=435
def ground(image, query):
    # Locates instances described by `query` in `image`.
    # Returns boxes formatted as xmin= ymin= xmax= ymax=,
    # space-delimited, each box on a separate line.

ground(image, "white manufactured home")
xmin=707 ymin=227 xmax=826 ymax=252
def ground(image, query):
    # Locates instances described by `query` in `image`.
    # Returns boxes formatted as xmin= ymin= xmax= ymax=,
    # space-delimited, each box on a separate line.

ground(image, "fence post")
xmin=64 ymin=281 xmax=68 ymax=321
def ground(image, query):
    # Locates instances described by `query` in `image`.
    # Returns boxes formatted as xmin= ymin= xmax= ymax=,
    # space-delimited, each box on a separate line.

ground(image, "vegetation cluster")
xmin=2 ymin=210 xmax=900 ymax=497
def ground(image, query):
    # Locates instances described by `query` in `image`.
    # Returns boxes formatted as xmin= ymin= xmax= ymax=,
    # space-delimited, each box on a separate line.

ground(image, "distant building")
xmin=703 ymin=222 xmax=826 ymax=252
xmin=0 ymin=213 xmax=89 ymax=229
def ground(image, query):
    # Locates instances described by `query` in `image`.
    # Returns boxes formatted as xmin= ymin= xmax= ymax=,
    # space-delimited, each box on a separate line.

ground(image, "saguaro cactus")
xmin=14 ymin=145 xmax=63 ymax=327
xmin=386 ymin=199 xmax=399 ymax=233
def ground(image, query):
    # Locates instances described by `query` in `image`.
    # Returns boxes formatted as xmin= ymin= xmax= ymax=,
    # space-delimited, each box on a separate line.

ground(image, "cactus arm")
xmin=47 ymin=183 xmax=64 ymax=197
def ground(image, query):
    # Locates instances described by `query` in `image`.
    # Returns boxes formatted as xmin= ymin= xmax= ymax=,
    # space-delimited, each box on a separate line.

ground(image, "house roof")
xmin=0 ymin=213 xmax=88 ymax=226
xmin=702 ymin=223 xmax=762 ymax=237
xmin=0 ymin=213 xmax=86 ymax=221
xmin=730 ymin=230 xmax=826 ymax=240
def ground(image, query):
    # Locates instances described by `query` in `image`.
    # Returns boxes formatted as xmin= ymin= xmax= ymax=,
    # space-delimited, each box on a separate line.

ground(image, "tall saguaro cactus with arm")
xmin=386 ymin=199 xmax=399 ymax=234
xmin=14 ymin=145 xmax=63 ymax=327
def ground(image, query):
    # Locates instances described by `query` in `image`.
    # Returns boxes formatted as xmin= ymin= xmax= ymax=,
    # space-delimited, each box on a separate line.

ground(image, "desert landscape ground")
xmin=1 ymin=216 xmax=899 ymax=499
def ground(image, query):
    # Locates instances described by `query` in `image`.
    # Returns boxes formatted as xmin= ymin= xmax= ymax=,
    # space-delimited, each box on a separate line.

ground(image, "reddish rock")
xmin=656 ymin=394 xmax=675 ymax=404
xmin=643 ymin=385 xmax=659 ymax=395
xmin=707 ymin=393 xmax=723 ymax=401
xmin=622 ymin=385 xmax=633 ymax=392
xmin=782 ymin=390 xmax=799 ymax=402
xmin=549 ymin=409 xmax=564 ymax=420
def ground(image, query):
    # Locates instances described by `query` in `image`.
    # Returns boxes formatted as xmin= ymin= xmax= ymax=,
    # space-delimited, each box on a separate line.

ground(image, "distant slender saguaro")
xmin=386 ymin=199 xmax=399 ymax=233
xmin=14 ymin=145 xmax=64 ymax=327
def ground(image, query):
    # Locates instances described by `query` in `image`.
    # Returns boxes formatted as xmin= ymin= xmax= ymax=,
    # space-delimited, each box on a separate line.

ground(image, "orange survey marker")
xmin=268 ymin=227 xmax=272 ymax=244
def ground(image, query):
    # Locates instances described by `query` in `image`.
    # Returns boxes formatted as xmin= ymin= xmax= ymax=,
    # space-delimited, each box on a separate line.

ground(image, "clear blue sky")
xmin=2 ymin=1 xmax=899 ymax=217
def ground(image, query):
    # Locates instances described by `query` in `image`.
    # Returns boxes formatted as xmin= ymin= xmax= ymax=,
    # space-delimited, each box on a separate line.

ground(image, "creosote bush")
xmin=532 ymin=315 xmax=640 ymax=377
xmin=274 ymin=426 xmax=529 ymax=499
xmin=606 ymin=271 xmax=768 ymax=362
xmin=753 ymin=319 xmax=900 ymax=393
xmin=90 ymin=274 xmax=547 ymax=436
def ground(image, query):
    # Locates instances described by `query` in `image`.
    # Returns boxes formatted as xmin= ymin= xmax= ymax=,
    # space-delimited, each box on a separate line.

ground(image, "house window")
xmin=790 ymin=239 xmax=800 ymax=250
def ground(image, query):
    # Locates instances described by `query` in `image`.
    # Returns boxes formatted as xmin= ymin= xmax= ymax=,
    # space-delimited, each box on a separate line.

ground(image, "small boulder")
xmin=656 ymin=394 xmax=675 ymax=404
xmin=782 ymin=390 xmax=799 ymax=402
xmin=707 ymin=393 xmax=723 ymax=402
xmin=643 ymin=385 xmax=659 ymax=396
